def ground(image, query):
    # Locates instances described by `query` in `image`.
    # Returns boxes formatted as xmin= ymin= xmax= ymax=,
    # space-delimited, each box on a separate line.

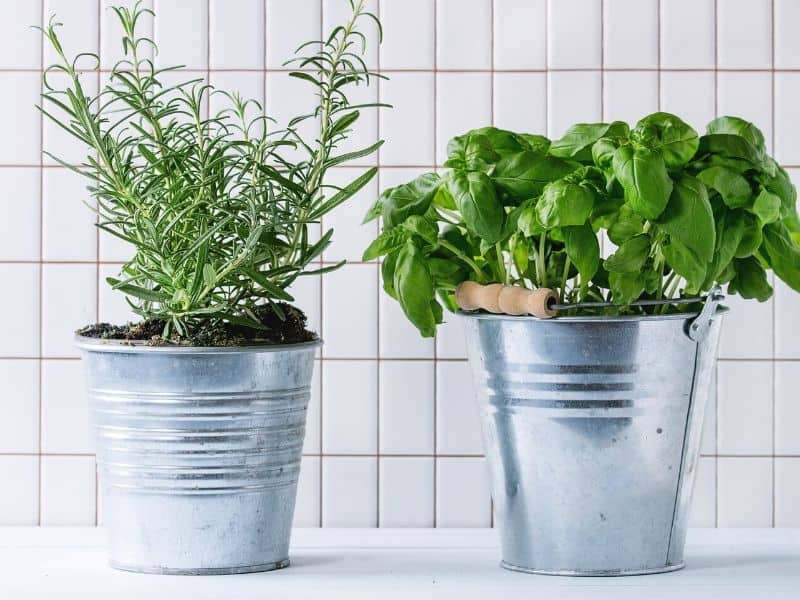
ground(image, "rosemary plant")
xmin=39 ymin=1 xmax=383 ymax=339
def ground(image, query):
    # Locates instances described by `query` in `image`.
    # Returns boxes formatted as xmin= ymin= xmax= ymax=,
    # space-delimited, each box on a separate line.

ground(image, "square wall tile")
xmin=775 ymin=0 xmax=800 ymax=68
xmin=380 ymin=280 xmax=436 ymax=359
xmin=435 ymin=316 xmax=467 ymax=359
xmin=322 ymin=264 xmax=377 ymax=357
xmin=436 ymin=457 xmax=491 ymax=527
xmin=266 ymin=0 xmax=321 ymax=68
xmin=154 ymin=0 xmax=208 ymax=70
xmin=603 ymin=71 xmax=659 ymax=124
xmin=0 ymin=168 xmax=40 ymax=261
xmin=660 ymin=0 xmax=715 ymax=69
xmin=775 ymin=458 xmax=800 ymax=527
xmin=380 ymin=0 xmax=434 ymax=70
xmin=436 ymin=361 xmax=483 ymax=455
xmin=304 ymin=365 xmax=321 ymax=455
xmin=717 ymin=72 xmax=773 ymax=153
xmin=718 ymin=291 xmax=773 ymax=359
xmin=0 ymin=73 xmax=41 ymax=165
xmin=209 ymin=0 xmax=264 ymax=69
xmin=322 ymin=167 xmax=379 ymax=263
xmin=717 ymin=0 xmax=772 ymax=69
xmin=42 ymin=264 xmax=97 ymax=358
xmin=324 ymin=0 xmax=379 ymax=70
xmin=0 ymin=456 xmax=38 ymax=525
xmin=0 ymin=3 xmax=41 ymax=69
xmin=436 ymin=0 xmax=491 ymax=69
xmin=689 ymin=456 xmax=716 ymax=528
xmin=98 ymin=265 xmax=137 ymax=326
xmin=436 ymin=73 xmax=491 ymax=164
xmin=0 ymin=264 xmax=40 ymax=357
xmin=775 ymin=362 xmax=800 ymax=455
xmin=547 ymin=0 xmax=601 ymax=69
xmin=775 ymin=74 xmax=800 ymax=165
xmin=380 ymin=361 xmax=434 ymax=455
xmin=322 ymin=457 xmax=377 ymax=527
xmin=717 ymin=457 xmax=772 ymax=527
xmin=208 ymin=71 xmax=265 ymax=112
xmin=548 ymin=71 xmax=601 ymax=139
xmin=0 ymin=360 xmax=38 ymax=453
xmin=660 ymin=72 xmax=716 ymax=134
xmin=379 ymin=73 xmax=435 ymax=166
xmin=380 ymin=457 xmax=434 ymax=527
xmin=493 ymin=0 xmax=545 ymax=70
xmin=41 ymin=455 xmax=97 ymax=526
xmin=41 ymin=359 xmax=92 ymax=454
xmin=44 ymin=0 xmax=98 ymax=68
xmin=322 ymin=360 xmax=377 ymax=454
xmin=717 ymin=361 xmax=772 ymax=455
xmin=603 ymin=0 xmax=658 ymax=69
xmin=101 ymin=0 xmax=154 ymax=68
xmin=42 ymin=168 xmax=96 ymax=261
xmin=493 ymin=73 xmax=547 ymax=135
xmin=775 ymin=280 xmax=800 ymax=358
xmin=294 ymin=456 xmax=321 ymax=527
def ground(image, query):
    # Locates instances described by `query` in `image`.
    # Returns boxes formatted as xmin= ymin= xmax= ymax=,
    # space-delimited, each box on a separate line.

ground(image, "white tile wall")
xmin=0 ymin=0 xmax=797 ymax=528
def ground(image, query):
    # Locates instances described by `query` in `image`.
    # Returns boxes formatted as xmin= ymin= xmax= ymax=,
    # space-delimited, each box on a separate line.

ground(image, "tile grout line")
xmin=432 ymin=0 xmax=438 ymax=529
xmin=37 ymin=0 xmax=45 ymax=528
xmin=656 ymin=0 xmax=662 ymax=111
xmin=713 ymin=0 xmax=719 ymax=528
xmin=318 ymin=0 xmax=324 ymax=529
xmin=489 ymin=0 xmax=495 ymax=529
xmin=375 ymin=0 xmax=382 ymax=529
xmin=600 ymin=0 xmax=605 ymax=122
xmin=770 ymin=0 xmax=777 ymax=529
xmin=94 ymin=0 xmax=101 ymax=528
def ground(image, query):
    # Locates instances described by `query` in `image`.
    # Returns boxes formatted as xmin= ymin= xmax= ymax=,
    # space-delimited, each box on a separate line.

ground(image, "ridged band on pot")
xmin=459 ymin=309 xmax=725 ymax=576
xmin=75 ymin=337 xmax=320 ymax=575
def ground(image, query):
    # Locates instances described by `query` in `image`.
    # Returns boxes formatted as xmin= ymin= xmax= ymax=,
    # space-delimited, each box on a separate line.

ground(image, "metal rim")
xmin=74 ymin=335 xmax=322 ymax=354
xmin=500 ymin=560 xmax=685 ymax=577
xmin=109 ymin=557 xmax=291 ymax=575
xmin=457 ymin=307 xmax=728 ymax=323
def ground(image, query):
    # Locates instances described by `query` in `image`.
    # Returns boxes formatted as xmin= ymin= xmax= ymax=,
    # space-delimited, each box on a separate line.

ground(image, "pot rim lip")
xmin=457 ymin=306 xmax=728 ymax=323
xmin=73 ymin=335 xmax=322 ymax=354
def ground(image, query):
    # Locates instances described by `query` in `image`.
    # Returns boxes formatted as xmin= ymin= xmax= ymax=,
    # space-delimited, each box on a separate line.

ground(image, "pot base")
xmin=500 ymin=560 xmax=685 ymax=577
xmin=109 ymin=557 xmax=291 ymax=576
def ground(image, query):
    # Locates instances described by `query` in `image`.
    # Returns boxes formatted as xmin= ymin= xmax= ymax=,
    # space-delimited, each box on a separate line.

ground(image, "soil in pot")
xmin=77 ymin=302 xmax=316 ymax=347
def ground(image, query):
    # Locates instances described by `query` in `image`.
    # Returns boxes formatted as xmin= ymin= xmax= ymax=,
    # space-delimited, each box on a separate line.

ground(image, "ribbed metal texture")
xmin=76 ymin=339 xmax=319 ymax=575
xmin=461 ymin=312 xmax=723 ymax=576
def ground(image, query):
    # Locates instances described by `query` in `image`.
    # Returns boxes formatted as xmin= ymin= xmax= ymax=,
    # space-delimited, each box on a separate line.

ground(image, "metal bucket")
xmin=75 ymin=337 xmax=320 ymax=575
xmin=460 ymin=305 xmax=725 ymax=576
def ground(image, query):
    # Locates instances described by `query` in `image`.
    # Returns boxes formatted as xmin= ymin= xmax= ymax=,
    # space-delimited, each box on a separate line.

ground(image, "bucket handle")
xmin=685 ymin=286 xmax=724 ymax=342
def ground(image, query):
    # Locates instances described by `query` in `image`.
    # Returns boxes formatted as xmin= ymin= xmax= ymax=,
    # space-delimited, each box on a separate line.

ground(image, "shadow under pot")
xmin=459 ymin=304 xmax=725 ymax=576
xmin=76 ymin=337 xmax=320 ymax=575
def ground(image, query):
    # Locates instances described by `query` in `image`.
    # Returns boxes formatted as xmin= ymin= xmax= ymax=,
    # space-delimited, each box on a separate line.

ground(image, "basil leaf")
xmin=655 ymin=174 xmax=715 ymax=264
xmin=728 ymin=257 xmax=773 ymax=301
xmin=493 ymin=151 xmax=578 ymax=198
xmin=381 ymin=172 xmax=441 ymax=227
xmin=535 ymin=180 xmax=595 ymax=229
xmin=697 ymin=134 xmax=773 ymax=175
xmin=662 ymin=237 xmax=707 ymax=292
xmin=448 ymin=170 xmax=505 ymax=243
xmin=393 ymin=241 xmax=436 ymax=337
xmin=518 ymin=133 xmax=551 ymax=154
xmin=609 ymin=271 xmax=646 ymax=305
xmin=362 ymin=227 xmax=408 ymax=261
xmin=751 ymin=188 xmax=781 ymax=224
xmin=608 ymin=204 xmax=644 ymax=245
xmin=634 ymin=112 xmax=699 ymax=168
xmin=735 ymin=212 xmax=763 ymax=258
xmin=612 ymin=145 xmax=673 ymax=219
xmin=550 ymin=121 xmax=629 ymax=162
xmin=563 ymin=223 xmax=600 ymax=283
xmin=762 ymin=223 xmax=800 ymax=292
xmin=697 ymin=166 xmax=752 ymax=208
xmin=604 ymin=233 xmax=651 ymax=273
xmin=702 ymin=208 xmax=746 ymax=289
xmin=706 ymin=116 xmax=766 ymax=151
xmin=445 ymin=132 xmax=499 ymax=169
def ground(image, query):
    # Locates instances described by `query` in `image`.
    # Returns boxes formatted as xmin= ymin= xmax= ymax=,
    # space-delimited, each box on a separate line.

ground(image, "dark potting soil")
xmin=76 ymin=303 xmax=317 ymax=347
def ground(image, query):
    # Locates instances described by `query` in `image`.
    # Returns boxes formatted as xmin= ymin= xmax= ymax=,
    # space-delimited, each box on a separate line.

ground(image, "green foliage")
xmin=39 ymin=1 xmax=383 ymax=337
xmin=364 ymin=112 xmax=800 ymax=337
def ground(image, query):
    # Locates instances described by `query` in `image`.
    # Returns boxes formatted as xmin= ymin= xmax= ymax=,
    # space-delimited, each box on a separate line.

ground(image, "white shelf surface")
xmin=0 ymin=528 xmax=798 ymax=599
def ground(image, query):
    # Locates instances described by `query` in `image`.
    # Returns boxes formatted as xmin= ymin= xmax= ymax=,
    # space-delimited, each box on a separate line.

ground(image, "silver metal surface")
xmin=76 ymin=337 xmax=320 ymax=575
xmin=460 ymin=309 xmax=725 ymax=576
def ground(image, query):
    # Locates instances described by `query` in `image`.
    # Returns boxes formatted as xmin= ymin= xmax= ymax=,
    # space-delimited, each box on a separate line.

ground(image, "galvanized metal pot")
xmin=460 ymin=306 xmax=725 ymax=576
xmin=75 ymin=337 xmax=320 ymax=575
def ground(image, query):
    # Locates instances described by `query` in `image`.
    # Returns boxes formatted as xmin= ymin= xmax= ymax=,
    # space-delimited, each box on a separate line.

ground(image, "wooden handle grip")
xmin=455 ymin=282 xmax=558 ymax=319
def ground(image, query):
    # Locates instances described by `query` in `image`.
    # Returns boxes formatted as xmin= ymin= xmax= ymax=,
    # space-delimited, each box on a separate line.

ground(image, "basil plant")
xmin=364 ymin=113 xmax=800 ymax=337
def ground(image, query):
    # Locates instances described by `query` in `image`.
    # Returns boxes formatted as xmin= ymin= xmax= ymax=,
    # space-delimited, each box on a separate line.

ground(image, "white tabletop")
xmin=1 ymin=527 xmax=798 ymax=599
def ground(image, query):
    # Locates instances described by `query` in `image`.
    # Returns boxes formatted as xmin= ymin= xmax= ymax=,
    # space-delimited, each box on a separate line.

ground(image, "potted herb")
xmin=40 ymin=1 xmax=383 ymax=575
xmin=365 ymin=113 xmax=800 ymax=575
